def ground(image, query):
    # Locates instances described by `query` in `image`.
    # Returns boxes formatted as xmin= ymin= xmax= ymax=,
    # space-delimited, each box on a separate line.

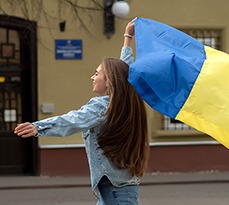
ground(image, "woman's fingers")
xmin=14 ymin=122 xmax=37 ymax=138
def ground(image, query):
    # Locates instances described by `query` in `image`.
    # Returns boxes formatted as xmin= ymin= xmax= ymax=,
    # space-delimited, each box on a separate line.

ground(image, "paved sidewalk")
xmin=0 ymin=171 xmax=229 ymax=190
xmin=1 ymin=172 xmax=229 ymax=205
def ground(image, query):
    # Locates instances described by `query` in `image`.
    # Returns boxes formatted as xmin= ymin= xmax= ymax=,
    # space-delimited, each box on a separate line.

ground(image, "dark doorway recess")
xmin=0 ymin=15 xmax=38 ymax=175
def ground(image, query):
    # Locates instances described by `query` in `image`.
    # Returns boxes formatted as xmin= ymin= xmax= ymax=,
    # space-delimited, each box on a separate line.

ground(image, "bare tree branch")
xmin=0 ymin=0 xmax=132 ymax=44
xmin=0 ymin=0 xmax=104 ymax=28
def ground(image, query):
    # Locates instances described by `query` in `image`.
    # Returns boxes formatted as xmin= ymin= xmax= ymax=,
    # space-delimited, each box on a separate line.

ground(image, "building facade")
xmin=1 ymin=0 xmax=229 ymax=176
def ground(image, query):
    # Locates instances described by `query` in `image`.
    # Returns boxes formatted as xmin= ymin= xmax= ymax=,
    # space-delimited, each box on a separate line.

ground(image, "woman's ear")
xmin=104 ymin=76 xmax=109 ymax=87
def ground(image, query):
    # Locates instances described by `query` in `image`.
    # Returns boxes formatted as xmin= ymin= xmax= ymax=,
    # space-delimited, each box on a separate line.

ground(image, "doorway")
xmin=0 ymin=15 xmax=38 ymax=175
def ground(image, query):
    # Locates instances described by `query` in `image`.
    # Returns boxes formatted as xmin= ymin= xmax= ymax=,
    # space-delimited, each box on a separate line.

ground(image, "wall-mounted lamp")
xmin=112 ymin=0 xmax=130 ymax=18
xmin=104 ymin=0 xmax=130 ymax=39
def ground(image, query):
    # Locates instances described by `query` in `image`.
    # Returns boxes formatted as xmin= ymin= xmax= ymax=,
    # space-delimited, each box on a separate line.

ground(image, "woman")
xmin=14 ymin=20 xmax=149 ymax=205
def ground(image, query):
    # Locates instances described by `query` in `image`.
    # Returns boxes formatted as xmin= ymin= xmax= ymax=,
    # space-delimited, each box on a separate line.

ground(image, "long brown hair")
xmin=97 ymin=58 xmax=149 ymax=177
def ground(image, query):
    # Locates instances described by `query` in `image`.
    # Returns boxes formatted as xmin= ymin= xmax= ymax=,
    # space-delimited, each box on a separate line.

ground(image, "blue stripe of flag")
xmin=128 ymin=18 xmax=206 ymax=118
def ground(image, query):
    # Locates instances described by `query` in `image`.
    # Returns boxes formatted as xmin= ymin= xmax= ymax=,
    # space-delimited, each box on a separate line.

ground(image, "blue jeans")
xmin=96 ymin=176 xmax=139 ymax=205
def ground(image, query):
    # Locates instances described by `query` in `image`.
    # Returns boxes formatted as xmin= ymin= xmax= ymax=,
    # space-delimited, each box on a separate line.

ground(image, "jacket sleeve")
xmin=33 ymin=97 xmax=108 ymax=137
xmin=120 ymin=46 xmax=135 ymax=65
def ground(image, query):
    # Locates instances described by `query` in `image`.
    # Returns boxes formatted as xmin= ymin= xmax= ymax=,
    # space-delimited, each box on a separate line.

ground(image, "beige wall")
xmin=2 ymin=0 xmax=229 ymax=145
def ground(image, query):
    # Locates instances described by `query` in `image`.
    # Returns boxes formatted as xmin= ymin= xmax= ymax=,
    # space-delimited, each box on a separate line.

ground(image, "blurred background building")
xmin=1 ymin=0 xmax=229 ymax=176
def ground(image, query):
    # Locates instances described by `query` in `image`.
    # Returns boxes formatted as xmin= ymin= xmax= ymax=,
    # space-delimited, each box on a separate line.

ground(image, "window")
xmin=183 ymin=29 xmax=222 ymax=49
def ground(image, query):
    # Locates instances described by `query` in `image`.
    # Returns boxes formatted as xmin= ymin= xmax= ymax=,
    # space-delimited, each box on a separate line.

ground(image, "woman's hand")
xmin=14 ymin=122 xmax=38 ymax=138
xmin=125 ymin=19 xmax=135 ymax=37
xmin=123 ymin=19 xmax=135 ymax=47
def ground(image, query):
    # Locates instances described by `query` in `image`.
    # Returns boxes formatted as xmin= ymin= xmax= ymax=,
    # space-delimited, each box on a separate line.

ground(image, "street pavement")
xmin=0 ymin=171 xmax=229 ymax=205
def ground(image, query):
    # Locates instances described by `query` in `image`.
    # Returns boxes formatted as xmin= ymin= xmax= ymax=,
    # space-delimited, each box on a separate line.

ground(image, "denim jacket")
xmin=120 ymin=45 xmax=134 ymax=65
xmin=34 ymin=46 xmax=136 ymax=197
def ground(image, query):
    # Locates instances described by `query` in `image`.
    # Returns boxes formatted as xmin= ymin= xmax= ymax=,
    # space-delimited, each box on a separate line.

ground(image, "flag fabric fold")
xmin=128 ymin=17 xmax=229 ymax=148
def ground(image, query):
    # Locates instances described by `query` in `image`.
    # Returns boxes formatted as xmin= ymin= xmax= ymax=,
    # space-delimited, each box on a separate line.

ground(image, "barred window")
xmin=183 ymin=29 xmax=222 ymax=49
xmin=163 ymin=29 xmax=222 ymax=131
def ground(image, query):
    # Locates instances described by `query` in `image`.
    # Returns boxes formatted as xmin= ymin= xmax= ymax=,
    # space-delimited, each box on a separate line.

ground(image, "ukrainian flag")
xmin=128 ymin=17 xmax=229 ymax=148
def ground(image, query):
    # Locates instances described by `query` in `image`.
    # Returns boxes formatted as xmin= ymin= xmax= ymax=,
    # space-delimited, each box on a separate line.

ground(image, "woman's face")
xmin=91 ymin=64 xmax=108 ymax=96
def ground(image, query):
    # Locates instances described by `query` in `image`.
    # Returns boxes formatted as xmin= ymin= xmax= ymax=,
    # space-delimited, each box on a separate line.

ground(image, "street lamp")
xmin=104 ymin=0 xmax=130 ymax=39
xmin=112 ymin=0 xmax=130 ymax=18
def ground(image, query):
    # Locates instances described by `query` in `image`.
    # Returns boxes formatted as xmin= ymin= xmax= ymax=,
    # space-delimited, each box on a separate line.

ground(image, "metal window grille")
xmin=163 ymin=29 xmax=222 ymax=130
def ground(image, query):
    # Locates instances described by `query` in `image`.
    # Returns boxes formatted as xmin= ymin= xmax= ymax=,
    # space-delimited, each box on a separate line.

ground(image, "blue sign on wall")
xmin=55 ymin=39 xmax=82 ymax=59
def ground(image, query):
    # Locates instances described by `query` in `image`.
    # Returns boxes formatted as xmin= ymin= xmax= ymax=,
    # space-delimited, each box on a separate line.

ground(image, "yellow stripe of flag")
xmin=176 ymin=46 xmax=229 ymax=148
